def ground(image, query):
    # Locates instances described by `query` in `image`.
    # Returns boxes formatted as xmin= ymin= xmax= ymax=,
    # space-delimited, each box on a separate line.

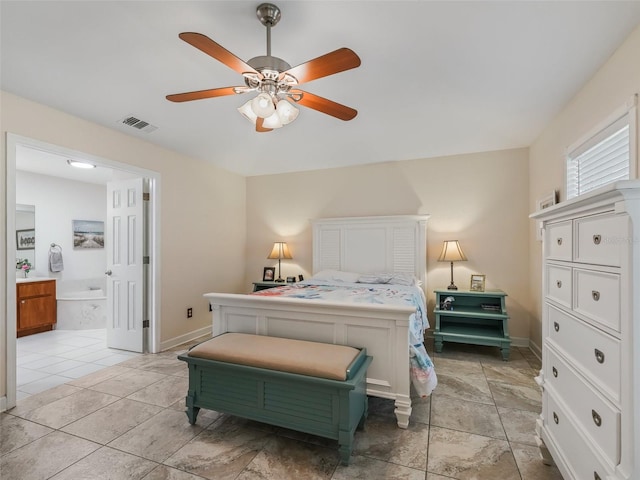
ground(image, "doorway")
xmin=5 ymin=133 xmax=161 ymax=410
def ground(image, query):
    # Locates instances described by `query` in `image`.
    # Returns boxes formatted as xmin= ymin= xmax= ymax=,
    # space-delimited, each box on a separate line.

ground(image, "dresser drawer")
xmin=574 ymin=268 xmax=620 ymax=332
xmin=546 ymin=221 xmax=573 ymax=261
xmin=545 ymin=347 xmax=620 ymax=465
xmin=574 ymin=213 xmax=627 ymax=267
xmin=546 ymin=305 xmax=621 ymax=402
xmin=543 ymin=389 xmax=615 ymax=480
xmin=545 ymin=264 xmax=572 ymax=308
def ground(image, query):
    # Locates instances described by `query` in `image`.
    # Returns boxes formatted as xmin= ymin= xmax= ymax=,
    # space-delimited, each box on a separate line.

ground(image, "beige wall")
xmin=1 ymin=91 xmax=247 ymax=400
xmin=246 ymin=148 xmax=532 ymax=340
xmin=528 ymin=24 xmax=640 ymax=351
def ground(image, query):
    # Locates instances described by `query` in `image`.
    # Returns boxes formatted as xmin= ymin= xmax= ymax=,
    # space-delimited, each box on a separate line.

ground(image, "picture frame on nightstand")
xmin=263 ymin=267 xmax=275 ymax=281
xmin=470 ymin=274 xmax=486 ymax=292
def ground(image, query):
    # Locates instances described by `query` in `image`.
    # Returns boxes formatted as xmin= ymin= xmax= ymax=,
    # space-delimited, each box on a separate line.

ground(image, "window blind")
xmin=566 ymin=115 xmax=630 ymax=199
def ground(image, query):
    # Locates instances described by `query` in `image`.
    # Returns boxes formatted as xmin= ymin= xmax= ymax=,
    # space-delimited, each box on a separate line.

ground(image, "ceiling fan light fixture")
xmin=238 ymin=99 xmax=257 ymax=124
xmin=251 ymin=92 xmax=275 ymax=118
xmin=262 ymin=112 xmax=283 ymax=129
xmin=276 ymin=99 xmax=299 ymax=125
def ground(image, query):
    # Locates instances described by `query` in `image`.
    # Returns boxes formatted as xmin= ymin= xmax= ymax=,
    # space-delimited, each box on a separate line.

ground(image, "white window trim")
xmin=565 ymin=94 xmax=638 ymax=198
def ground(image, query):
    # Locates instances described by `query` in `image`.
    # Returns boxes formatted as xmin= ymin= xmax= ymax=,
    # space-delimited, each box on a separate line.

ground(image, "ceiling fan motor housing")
xmin=247 ymin=56 xmax=291 ymax=75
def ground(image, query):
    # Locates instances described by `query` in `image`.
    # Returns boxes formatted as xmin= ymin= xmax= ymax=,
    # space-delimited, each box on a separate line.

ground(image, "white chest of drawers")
xmin=531 ymin=181 xmax=640 ymax=480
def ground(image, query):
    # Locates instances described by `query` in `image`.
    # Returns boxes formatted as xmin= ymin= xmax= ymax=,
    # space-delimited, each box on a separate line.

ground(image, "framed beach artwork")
xmin=73 ymin=220 xmax=105 ymax=249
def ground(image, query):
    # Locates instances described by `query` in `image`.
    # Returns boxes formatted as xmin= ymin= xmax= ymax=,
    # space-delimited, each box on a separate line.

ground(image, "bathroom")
xmin=15 ymin=146 xmax=136 ymax=338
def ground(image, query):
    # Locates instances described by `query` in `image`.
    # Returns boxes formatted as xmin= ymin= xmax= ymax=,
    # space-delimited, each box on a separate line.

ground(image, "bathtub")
xmin=56 ymin=287 xmax=107 ymax=330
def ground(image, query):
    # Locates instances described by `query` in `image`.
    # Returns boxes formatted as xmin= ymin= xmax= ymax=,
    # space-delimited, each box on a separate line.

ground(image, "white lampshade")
xmin=267 ymin=242 xmax=293 ymax=260
xmin=237 ymin=99 xmax=257 ymax=124
xmin=251 ymin=92 xmax=275 ymax=118
xmin=276 ymin=99 xmax=299 ymax=125
xmin=437 ymin=240 xmax=468 ymax=262
xmin=262 ymin=112 xmax=283 ymax=129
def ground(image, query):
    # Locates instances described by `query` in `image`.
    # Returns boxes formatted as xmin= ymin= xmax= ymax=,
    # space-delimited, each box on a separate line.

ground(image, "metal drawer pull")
xmin=553 ymin=412 xmax=559 ymax=424
xmin=556 ymin=280 xmax=562 ymax=288
xmin=554 ymin=322 xmax=560 ymax=332
xmin=593 ymin=234 xmax=601 ymax=245
xmin=595 ymin=349 xmax=605 ymax=364
xmin=594 ymin=473 xmax=602 ymax=480
xmin=557 ymin=237 xmax=563 ymax=246
xmin=592 ymin=290 xmax=600 ymax=301
xmin=592 ymin=410 xmax=602 ymax=427
xmin=552 ymin=367 xmax=558 ymax=378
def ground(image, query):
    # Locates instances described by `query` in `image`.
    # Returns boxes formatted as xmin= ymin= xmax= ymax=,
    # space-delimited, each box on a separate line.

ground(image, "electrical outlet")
xmin=187 ymin=307 xmax=193 ymax=318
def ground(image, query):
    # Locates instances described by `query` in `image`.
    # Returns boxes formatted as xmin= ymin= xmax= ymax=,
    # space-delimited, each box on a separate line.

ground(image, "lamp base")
xmin=275 ymin=278 xmax=285 ymax=283
xmin=447 ymin=262 xmax=458 ymax=290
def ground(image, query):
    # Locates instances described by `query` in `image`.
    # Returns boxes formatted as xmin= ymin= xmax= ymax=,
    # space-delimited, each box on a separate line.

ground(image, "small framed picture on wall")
xmin=16 ymin=229 xmax=35 ymax=250
xmin=263 ymin=267 xmax=276 ymax=281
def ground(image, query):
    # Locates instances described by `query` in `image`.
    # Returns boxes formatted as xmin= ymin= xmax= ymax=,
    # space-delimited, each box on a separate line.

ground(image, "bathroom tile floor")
xmin=2 ymin=337 xmax=564 ymax=480
xmin=16 ymin=329 xmax=141 ymax=399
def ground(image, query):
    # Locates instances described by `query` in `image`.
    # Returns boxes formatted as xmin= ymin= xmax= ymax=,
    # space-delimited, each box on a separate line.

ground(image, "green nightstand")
xmin=433 ymin=288 xmax=511 ymax=361
xmin=252 ymin=281 xmax=286 ymax=292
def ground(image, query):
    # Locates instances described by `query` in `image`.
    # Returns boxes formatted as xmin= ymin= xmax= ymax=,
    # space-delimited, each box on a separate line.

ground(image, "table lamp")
xmin=437 ymin=240 xmax=467 ymax=290
xmin=267 ymin=242 xmax=293 ymax=282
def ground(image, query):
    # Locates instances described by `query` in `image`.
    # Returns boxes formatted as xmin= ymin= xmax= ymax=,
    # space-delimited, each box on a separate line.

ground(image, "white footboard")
xmin=204 ymin=292 xmax=414 ymax=428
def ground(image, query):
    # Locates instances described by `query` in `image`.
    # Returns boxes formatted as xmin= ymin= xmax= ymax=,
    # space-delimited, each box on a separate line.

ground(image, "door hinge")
xmin=143 ymin=256 xmax=150 ymax=265
xmin=143 ymin=192 xmax=150 ymax=201
xmin=143 ymin=320 xmax=150 ymax=328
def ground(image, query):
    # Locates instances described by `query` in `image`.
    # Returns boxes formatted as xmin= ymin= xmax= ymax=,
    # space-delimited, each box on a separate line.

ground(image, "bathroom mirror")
xmin=16 ymin=203 xmax=35 ymax=269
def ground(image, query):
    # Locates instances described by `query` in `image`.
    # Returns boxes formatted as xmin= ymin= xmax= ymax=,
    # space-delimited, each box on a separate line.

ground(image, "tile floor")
xmin=1 ymin=335 xmax=564 ymax=480
xmin=15 ymin=329 xmax=141 ymax=400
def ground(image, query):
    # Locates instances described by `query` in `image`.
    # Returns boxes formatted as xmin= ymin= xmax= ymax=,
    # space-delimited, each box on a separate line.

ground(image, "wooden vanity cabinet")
xmin=17 ymin=279 xmax=56 ymax=337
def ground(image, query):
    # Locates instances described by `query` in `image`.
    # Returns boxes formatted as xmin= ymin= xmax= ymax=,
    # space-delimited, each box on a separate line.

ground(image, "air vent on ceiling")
xmin=118 ymin=115 xmax=158 ymax=133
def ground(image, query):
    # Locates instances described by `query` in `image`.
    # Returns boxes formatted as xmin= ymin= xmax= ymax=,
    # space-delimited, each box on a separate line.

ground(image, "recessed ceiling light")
xmin=67 ymin=159 xmax=96 ymax=169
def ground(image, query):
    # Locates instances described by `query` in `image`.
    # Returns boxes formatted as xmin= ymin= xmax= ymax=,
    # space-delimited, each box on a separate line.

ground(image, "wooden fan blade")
xmin=179 ymin=32 xmax=259 ymax=76
xmin=282 ymin=48 xmax=361 ymax=84
xmin=166 ymin=86 xmax=240 ymax=102
xmin=291 ymin=90 xmax=357 ymax=121
xmin=256 ymin=117 xmax=273 ymax=133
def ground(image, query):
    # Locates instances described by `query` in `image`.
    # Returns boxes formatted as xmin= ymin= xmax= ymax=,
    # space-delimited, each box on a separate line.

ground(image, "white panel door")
xmin=106 ymin=178 xmax=145 ymax=352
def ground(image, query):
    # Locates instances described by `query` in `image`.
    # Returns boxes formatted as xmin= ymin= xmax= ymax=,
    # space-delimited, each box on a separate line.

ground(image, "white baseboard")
xmin=159 ymin=325 xmax=211 ymax=351
xmin=1 ymin=396 xmax=7 ymax=413
xmin=528 ymin=339 xmax=542 ymax=360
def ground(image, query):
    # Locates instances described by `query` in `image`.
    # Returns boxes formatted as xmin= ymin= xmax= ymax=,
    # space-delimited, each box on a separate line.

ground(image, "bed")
xmin=203 ymin=215 xmax=433 ymax=428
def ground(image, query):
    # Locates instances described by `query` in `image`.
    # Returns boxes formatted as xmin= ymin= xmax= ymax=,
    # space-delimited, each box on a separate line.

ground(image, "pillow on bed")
xmin=358 ymin=272 xmax=420 ymax=286
xmin=357 ymin=273 xmax=392 ymax=284
xmin=388 ymin=272 xmax=419 ymax=286
xmin=311 ymin=270 xmax=361 ymax=283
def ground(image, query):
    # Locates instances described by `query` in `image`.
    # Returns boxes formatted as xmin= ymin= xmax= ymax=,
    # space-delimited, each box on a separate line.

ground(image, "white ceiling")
xmin=3 ymin=1 xmax=640 ymax=179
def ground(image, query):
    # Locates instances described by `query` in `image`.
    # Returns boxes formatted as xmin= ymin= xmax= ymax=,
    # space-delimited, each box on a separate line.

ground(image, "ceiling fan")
xmin=166 ymin=3 xmax=361 ymax=132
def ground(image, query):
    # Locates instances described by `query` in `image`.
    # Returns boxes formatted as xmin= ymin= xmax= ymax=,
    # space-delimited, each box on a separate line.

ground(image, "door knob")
xmin=105 ymin=270 xmax=112 ymax=276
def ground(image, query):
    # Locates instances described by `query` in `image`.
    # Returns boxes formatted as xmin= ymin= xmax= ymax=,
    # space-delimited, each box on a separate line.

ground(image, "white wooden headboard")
xmin=311 ymin=215 xmax=430 ymax=290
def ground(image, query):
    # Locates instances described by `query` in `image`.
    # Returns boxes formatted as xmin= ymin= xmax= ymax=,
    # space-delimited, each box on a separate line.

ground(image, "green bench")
xmin=177 ymin=332 xmax=372 ymax=465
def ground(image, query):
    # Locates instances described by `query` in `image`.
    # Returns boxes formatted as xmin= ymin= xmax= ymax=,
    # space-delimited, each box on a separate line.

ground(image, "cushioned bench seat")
xmin=178 ymin=333 xmax=372 ymax=465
